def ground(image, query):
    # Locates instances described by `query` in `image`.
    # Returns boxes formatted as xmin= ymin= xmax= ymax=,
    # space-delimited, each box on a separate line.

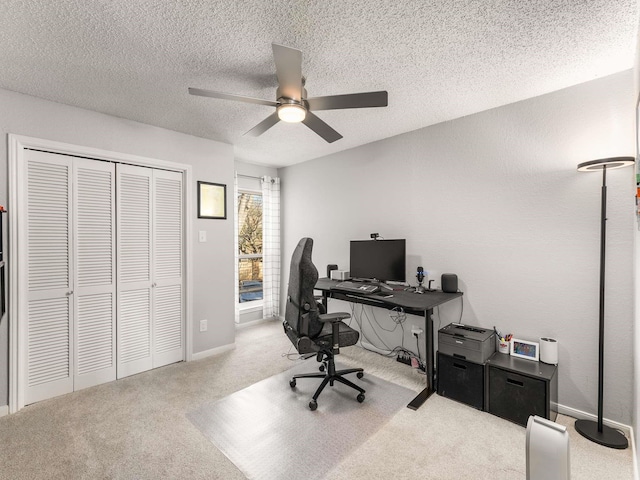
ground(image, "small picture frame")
xmin=198 ymin=181 xmax=227 ymax=219
xmin=510 ymin=338 xmax=540 ymax=361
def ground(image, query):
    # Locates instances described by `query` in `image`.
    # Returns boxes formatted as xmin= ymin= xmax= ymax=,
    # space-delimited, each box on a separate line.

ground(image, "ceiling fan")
xmin=189 ymin=43 xmax=388 ymax=143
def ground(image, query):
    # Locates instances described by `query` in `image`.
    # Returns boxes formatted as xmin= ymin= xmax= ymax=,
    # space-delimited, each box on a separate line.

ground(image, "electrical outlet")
xmin=411 ymin=326 xmax=423 ymax=336
xmin=199 ymin=319 xmax=208 ymax=332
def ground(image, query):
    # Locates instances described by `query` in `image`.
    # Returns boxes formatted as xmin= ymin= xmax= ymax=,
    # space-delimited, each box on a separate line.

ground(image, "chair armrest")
xmin=319 ymin=312 xmax=351 ymax=323
xmin=319 ymin=312 xmax=351 ymax=354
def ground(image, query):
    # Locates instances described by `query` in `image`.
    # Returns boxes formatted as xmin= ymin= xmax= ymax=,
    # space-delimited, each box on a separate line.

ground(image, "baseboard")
xmin=630 ymin=425 xmax=638 ymax=480
xmin=554 ymin=402 xmax=632 ymax=437
xmin=0 ymin=404 xmax=8 ymax=417
xmin=235 ymin=317 xmax=279 ymax=329
xmin=191 ymin=343 xmax=236 ymax=361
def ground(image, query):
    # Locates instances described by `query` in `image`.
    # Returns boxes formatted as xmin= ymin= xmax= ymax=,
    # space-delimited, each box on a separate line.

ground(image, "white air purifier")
xmin=526 ymin=415 xmax=570 ymax=480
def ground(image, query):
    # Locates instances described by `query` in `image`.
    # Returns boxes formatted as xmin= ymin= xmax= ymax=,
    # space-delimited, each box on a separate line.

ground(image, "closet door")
xmin=152 ymin=169 xmax=184 ymax=368
xmin=116 ymin=164 xmax=153 ymax=378
xmin=116 ymin=165 xmax=184 ymax=376
xmin=73 ymin=158 xmax=116 ymax=390
xmin=24 ymin=150 xmax=74 ymax=405
xmin=20 ymin=148 xmax=183 ymax=404
xmin=24 ymin=152 xmax=117 ymax=403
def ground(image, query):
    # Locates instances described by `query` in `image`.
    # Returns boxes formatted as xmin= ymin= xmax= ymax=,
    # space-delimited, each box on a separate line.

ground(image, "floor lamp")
xmin=574 ymin=156 xmax=634 ymax=449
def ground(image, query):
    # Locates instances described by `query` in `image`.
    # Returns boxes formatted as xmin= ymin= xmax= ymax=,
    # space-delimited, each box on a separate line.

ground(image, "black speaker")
xmin=327 ymin=264 xmax=338 ymax=278
xmin=442 ymin=273 xmax=458 ymax=293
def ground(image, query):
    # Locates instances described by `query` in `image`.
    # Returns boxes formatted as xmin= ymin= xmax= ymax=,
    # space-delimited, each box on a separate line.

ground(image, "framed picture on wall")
xmin=198 ymin=181 xmax=227 ymax=219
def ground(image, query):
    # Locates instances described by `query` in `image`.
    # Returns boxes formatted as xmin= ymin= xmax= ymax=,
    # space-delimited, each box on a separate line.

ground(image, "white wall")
xmin=236 ymin=161 xmax=278 ymax=181
xmin=0 ymin=88 xmax=237 ymax=407
xmin=279 ymin=70 xmax=636 ymax=425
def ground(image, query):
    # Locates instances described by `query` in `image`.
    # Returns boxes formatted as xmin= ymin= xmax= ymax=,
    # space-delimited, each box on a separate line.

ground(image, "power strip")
xmin=396 ymin=354 xmax=411 ymax=365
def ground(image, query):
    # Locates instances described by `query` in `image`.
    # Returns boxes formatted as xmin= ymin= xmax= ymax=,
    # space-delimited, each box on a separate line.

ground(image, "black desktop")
xmin=349 ymin=239 xmax=406 ymax=283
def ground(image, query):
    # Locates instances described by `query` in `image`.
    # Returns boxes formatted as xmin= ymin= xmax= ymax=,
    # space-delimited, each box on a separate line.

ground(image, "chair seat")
xmin=315 ymin=321 xmax=359 ymax=348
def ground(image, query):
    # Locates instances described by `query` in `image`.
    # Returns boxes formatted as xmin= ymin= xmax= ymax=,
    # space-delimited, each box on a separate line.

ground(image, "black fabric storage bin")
xmin=486 ymin=353 xmax=558 ymax=427
xmin=437 ymin=352 xmax=484 ymax=410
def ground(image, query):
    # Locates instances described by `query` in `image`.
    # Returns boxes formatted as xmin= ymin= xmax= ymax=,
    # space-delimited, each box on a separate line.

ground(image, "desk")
xmin=315 ymin=278 xmax=463 ymax=410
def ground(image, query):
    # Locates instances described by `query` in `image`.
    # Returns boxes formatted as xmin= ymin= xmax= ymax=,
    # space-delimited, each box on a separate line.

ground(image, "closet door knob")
xmin=66 ymin=291 xmax=73 ymax=296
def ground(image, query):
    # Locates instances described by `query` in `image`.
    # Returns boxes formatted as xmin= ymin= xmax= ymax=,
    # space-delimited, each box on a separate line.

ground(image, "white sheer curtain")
xmin=233 ymin=173 xmax=240 ymax=324
xmin=261 ymin=176 xmax=281 ymax=319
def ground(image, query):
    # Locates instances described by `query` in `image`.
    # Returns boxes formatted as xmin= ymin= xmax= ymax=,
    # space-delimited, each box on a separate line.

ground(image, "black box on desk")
xmin=437 ymin=352 xmax=484 ymax=410
xmin=438 ymin=323 xmax=496 ymax=364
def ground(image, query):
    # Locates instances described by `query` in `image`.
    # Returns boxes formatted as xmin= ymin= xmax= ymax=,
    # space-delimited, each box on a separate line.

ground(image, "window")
xmin=237 ymin=191 xmax=263 ymax=304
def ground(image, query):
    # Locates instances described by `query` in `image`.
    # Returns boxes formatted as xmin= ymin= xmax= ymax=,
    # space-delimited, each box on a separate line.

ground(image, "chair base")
xmin=290 ymin=353 xmax=365 ymax=410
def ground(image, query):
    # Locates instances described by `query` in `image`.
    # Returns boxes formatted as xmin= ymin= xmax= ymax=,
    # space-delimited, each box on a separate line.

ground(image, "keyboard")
xmin=334 ymin=281 xmax=380 ymax=294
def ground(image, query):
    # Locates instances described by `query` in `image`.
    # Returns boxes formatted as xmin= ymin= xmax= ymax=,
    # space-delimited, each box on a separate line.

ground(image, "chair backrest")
xmin=284 ymin=237 xmax=323 ymax=338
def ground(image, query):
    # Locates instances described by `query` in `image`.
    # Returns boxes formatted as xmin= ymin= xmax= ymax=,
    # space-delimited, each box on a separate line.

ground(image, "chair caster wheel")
xmin=289 ymin=379 xmax=296 ymax=388
xmin=309 ymin=400 xmax=318 ymax=411
xmin=357 ymin=372 xmax=363 ymax=379
xmin=357 ymin=393 xmax=365 ymax=403
xmin=319 ymin=365 xmax=325 ymax=372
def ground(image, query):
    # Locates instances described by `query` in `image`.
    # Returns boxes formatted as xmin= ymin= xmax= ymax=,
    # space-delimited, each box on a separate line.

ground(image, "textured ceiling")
xmin=0 ymin=1 xmax=637 ymax=167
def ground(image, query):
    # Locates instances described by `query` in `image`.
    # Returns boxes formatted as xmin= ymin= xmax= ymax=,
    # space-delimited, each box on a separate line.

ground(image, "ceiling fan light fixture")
xmin=277 ymin=103 xmax=306 ymax=123
xmin=188 ymin=44 xmax=387 ymax=142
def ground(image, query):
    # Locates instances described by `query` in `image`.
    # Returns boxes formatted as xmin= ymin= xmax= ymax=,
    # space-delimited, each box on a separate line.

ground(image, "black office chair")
xmin=283 ymin=237 xmax=365 ymax=410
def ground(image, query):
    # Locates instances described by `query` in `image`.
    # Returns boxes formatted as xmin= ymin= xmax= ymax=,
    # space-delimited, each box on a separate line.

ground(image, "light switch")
xmin=199 ymin=230 xmax=207 ymax=242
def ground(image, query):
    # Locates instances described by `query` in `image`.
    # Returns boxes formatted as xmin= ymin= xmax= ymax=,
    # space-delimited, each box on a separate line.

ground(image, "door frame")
xmin=8 ymin=134 xmax=194 ymax=413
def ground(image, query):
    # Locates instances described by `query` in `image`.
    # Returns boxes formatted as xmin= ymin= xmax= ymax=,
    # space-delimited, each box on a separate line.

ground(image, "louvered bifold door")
xmin=152 ymin=169 xmax=184 ymax=368
xmin=73 ymin=158 xmax=116 ymax=390
xmin=116 ymin=164 xmax=153 ymax=378
xmin=24 ymin=150 xmax=74 ymax=405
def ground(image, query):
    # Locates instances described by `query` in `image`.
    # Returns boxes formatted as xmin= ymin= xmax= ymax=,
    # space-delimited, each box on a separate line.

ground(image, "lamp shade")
xmin=577 ymin=157 xmax=634 ymax=172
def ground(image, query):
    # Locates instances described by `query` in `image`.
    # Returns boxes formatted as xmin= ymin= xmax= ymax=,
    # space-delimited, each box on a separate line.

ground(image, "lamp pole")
xmin=597 ymin=164 xmax=606 ymax=432
xmin=574 ymin=156 xmax=633 ymax=449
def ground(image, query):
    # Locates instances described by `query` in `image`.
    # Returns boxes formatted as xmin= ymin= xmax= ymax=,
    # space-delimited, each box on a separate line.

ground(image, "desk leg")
xmin=321 ymin=291 xmax=328 ymax=311
xmin=407 ymin=308 xmax=435 ymax=410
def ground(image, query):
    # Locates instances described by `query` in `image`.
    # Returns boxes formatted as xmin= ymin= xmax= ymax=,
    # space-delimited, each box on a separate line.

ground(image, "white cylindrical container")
xmin=540 ymin=337 xmax=558 ymax=365
xmin=497 ymin=338 xmax=510 ymax=354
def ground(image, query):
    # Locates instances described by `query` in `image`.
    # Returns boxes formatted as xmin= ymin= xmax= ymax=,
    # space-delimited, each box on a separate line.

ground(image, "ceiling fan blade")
xmin=302 ymin=112 xmax=343 ymax=143
xmin=272 ymin=43 xmax=303 ymax=101
xmin=244 ymin=112 xmax=280 ymax=137
xmin=189 ymin=87 xmax=278 ymax=107
xmin=306 ymin=91 xmax=388 ymax=111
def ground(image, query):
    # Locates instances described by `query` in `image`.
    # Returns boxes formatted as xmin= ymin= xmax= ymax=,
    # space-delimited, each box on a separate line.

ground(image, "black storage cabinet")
xmin=437 ymin=352 xmax=484 ymax=410
xmin=485 ymin=353 xmax=558 ymax=427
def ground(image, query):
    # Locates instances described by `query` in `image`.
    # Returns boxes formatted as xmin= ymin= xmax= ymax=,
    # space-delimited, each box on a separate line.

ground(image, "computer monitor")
xmin=349 ymin=239 xmax=406 ymax=283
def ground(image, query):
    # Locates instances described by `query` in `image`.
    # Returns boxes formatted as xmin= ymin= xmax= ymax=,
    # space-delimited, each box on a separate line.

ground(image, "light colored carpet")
xmin=0 ymin=319 xmax=634 ymax=479
xmin=188 ymin=362 xmax=415 ymax=480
